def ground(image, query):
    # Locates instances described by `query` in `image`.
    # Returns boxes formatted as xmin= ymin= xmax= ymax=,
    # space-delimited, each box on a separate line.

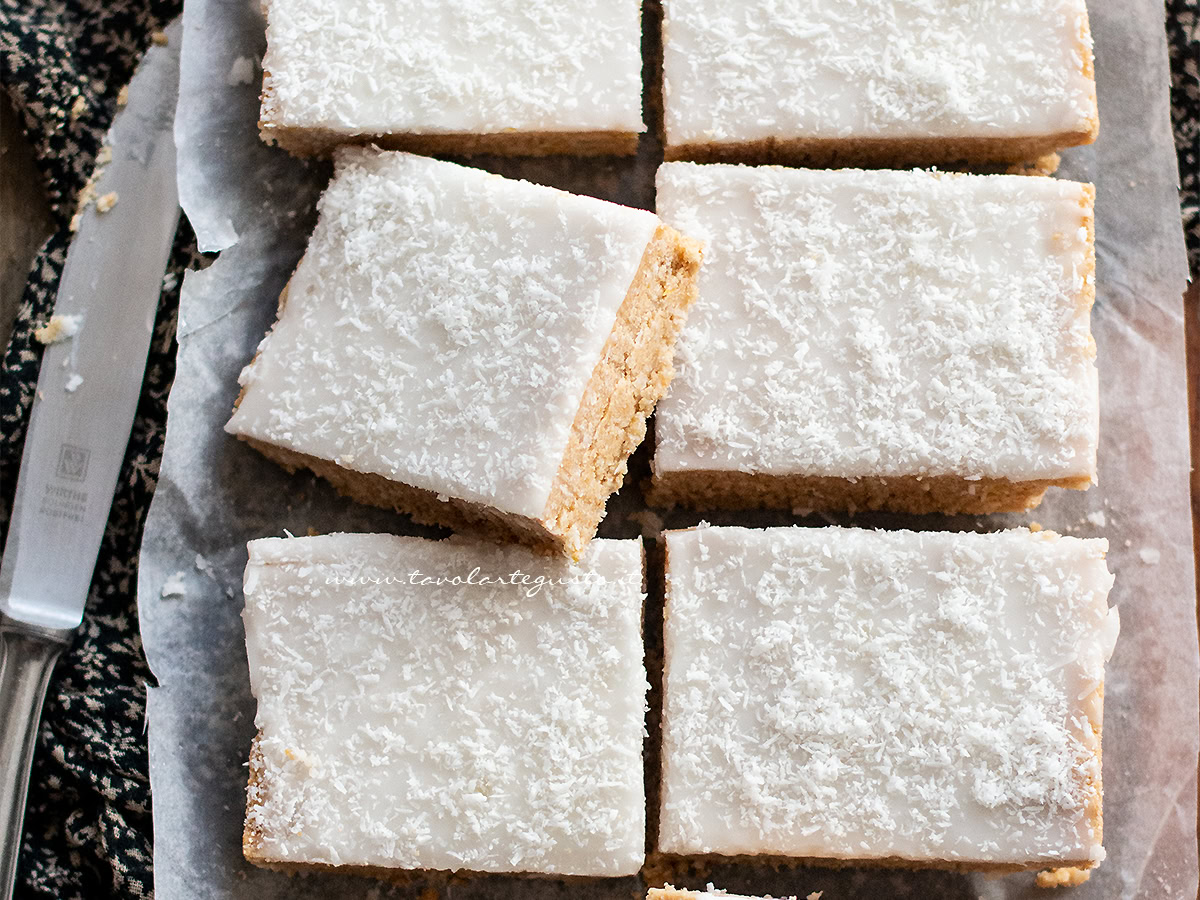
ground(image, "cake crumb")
xmin=70 ymin=180 xmax=98 ymax=232
xmin=227 ymin=56 xmax=256 ymax=86
xmin=1006 ymin=153 xmax=1060 ymax=177
xmin=1029 ymin=521 xmax=1043 ymax=532
xmin=1085 ymin=510 xmax=1106 ymax=527
xmin=68 ymin=144 xmax=115 ymax=232
xmin=70 ymin=95 xmax=87 ymax=119
xmin=807 ymin=893 xmax=824 ymax=900
xmin=1036 ymin=866 xmax=1091 ymax=888
xmin=64 ymin=373 xmax=84 ymax=392
xmin=150 ymin=30 xmax=169 ymax=45
xmin=96 ymin=191 xmax=118 ymax=214
xmin=1138 ymin=547 xmax=1161 ymax=565
xmin=117 ymin=84 xmax=130 ymax=106
xmin=160 ymin=572 xmax=187 ymax=599
xmin=34 ymin=314 xmax=82 ymax=345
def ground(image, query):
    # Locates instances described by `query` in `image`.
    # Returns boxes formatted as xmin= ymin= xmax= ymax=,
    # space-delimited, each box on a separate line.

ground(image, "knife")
xmin=0 ymin=21 xmax=181 ymax=898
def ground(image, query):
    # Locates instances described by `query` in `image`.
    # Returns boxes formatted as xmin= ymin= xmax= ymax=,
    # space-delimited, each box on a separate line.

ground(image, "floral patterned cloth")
xmin=0 ymin=2 xmax=1195 ymax=899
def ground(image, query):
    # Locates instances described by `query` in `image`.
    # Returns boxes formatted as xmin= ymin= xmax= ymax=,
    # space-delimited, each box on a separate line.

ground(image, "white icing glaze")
xmin=242 ymin=533 xmax=648 ymax=876
xmin=661 ymin=0 xmax=1096 ymax=147
xmin=262 ymin=0 xmax=645 ymax=136
xmin=660 ymin=525 xmax=1118 ymax=864
xmin=653 ymin=163 xmax=1098 ymax=482
xmin=227 ymin=148 xmax=661 ymax=519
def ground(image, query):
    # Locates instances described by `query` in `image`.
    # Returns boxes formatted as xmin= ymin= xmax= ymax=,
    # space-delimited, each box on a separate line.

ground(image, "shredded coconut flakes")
xmin=226 ymin=148 xmax=660 ymax=519
xmin=241 ymin=534 xmax=648 ymax=875
xmin=659 ymin=526 xmax=1118 ymax=865
xmin=654 ymin=164 xmax=1098 ymax=483
xmin=661 ymin=0 xmax=1096 ymax=146
xmin=261 ymin=0 xmax=644 ymax=136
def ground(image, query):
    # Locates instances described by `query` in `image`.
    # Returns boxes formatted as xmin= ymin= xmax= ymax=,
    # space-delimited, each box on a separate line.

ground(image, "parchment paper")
xmin=138 ymin=1 xmax=1197 ymax=897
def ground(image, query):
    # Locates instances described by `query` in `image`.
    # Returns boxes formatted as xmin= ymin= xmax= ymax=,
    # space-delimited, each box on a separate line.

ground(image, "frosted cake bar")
xmin=650 ymin=163 xmax=1097 ymax=516
xmin=260 ymin=0 xmax=646 ymax=156
xmin=241 ymin=533 xmax=648 ymax=877
xmin=659 ymin=525 xmax=1118 ymax=872
xmin=660 ymin=0 xmax=1098 ymax=167
xmin=227 ymin=148 xmax=701 ymax=558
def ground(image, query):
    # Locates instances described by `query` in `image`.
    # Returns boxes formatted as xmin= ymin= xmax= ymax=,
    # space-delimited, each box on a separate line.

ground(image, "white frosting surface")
xmin=242 ymin=533 xmax=648 ymax=876
xmin=661 ymin=0 xmax=1096 ymax=146
xmin=654 ymin=163 xmax=1098 ymax=481
xmin=659 ymin=525 xmax=1118 ymax=864
xmin=227 ymin=148 xmax=660 ymax=519
xmin=262 ymin=0 xmax=645 ymax=136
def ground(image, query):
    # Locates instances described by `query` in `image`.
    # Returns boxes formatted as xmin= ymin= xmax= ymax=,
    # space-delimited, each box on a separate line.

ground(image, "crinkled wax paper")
xmin=137 ymin=1 xmax=1197 ymax=897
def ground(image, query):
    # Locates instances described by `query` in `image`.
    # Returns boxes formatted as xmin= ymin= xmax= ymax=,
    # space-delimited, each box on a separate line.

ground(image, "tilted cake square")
xmin=660 ymin=0 xmax=1098 ymax=167
xmin=227 ymin=148 xmax=701 ymax=558
xmin=658 ymin=525 xmax=1118 ymax=872
xmin=260 ymin=0 xmax=646 ymax=156
xmin=650 ymin=163 xmax=1097 ymax=516
xmin=241 ymin=533 xmax=648 ymax=877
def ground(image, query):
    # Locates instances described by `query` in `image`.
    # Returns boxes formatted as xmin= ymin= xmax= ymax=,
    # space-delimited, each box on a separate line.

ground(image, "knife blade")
xmin=0 ymin=24 xmax=181 ymax=631
xmin=0 ymin=20 xmax=182 ymax=898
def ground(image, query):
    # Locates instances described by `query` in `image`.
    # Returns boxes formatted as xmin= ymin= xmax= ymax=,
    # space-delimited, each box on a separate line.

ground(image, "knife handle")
xmin=0 ymin=621 xmax=67 ymax=900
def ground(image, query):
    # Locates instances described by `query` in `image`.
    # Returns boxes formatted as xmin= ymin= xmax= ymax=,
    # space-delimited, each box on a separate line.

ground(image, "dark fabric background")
xmin=0 ymin=2 xmax=1196 ymax=898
